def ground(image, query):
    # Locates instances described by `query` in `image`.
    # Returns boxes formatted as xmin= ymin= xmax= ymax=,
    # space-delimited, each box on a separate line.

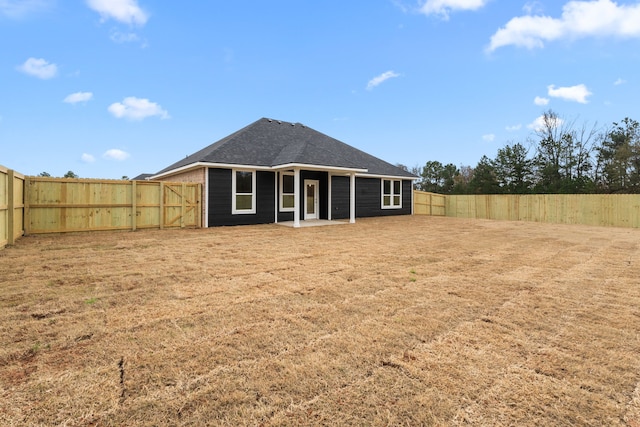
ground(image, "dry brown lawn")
xmin=1 ymin=216 xmax=639 ymax=426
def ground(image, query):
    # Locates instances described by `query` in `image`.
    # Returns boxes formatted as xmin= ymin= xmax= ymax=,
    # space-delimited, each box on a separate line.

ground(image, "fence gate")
xmin=413 ymin=191 xmax=446 ymax=216
xmin=161 ymin=182 xmax=201 ymax=229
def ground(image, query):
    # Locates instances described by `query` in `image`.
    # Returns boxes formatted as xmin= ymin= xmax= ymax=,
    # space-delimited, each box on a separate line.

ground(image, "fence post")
xmin=159 ymin=181 xmax=164 ymax=229
xmin=23 ymin=177 xmax=30 ymax=236
xmin=7 ymin=169 xmax=14 ymax=245
xmin=131 ymin=180 xmax=137 ymax=231
xmin=197 ymin=184 xmax=202 ymax=228
xmin=181 ymin=183 xmax=186 ymax=228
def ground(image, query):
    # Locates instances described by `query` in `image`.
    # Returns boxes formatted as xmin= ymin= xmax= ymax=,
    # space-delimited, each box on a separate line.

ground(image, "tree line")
xmin=401 ymin=111 xmax=640 ymax=195
xmin=38 ymin=171 xmax=130 ymax=180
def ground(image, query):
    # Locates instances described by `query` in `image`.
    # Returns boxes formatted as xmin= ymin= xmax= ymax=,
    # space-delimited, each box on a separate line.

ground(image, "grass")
xmin=1 ymin=216 xmax=639 ymax=426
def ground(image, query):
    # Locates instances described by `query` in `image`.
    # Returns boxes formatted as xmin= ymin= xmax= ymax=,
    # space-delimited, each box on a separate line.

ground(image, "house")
xmin=151 ymin=118 xmax=417 ymax=227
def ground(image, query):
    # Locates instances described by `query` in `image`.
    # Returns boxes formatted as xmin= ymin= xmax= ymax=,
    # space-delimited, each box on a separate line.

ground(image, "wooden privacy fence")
xmin=413 ymin=191 xmax=446 ymax=216
xmin=1 ymin=166 xmax=25 ymax=248
xmin=414 ymin=190 xmax=640 ymax=228
xmin=25 ymin=177 xmax=201 ymax=235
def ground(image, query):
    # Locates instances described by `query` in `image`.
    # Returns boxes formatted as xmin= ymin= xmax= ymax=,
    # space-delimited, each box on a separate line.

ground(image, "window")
xmin=382 ymin=179 xmax=402 ymax=209
xmin=232 ymin=170 xmax=255 ymax=214
xmin=280 ymin=172 xmax=295 ymax=212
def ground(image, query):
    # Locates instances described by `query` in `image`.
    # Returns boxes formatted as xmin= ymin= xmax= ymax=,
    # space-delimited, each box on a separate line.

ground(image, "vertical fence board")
xmin=7 ymin=169 xmax=14 ymax=245
xmin=160 ymin=182 xmax=165 ymax=230
xmin=0 ymin=166 xmax=8 ymax=248
xmin=0 ymin=166 xmax=25 ymax=248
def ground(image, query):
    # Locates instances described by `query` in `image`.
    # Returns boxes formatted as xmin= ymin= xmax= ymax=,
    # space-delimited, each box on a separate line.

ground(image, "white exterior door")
xmin=304 ymin=180 xmax=319 ymax=220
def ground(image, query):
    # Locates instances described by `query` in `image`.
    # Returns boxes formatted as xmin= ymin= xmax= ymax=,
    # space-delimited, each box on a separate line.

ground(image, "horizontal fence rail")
xmin=414 ymin=191 xmax=640 ymax=228
xmin=25 ymin=178 xmax=201 ymax=235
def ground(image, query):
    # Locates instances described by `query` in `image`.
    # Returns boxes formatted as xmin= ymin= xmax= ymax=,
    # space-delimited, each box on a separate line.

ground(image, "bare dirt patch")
xmin=1 ymin=216 xmax=639 ymax=426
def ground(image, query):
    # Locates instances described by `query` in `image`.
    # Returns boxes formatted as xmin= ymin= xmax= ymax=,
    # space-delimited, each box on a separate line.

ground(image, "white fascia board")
xmin=273 ymin=163 xmax=368 ymax=174
xmin=150 ymin=162 xmax=272 ymax=179
xmin=151 ymin=162 xmax=396 ymax=180
xmin=355 ymin=172 xmax=418 ymax=180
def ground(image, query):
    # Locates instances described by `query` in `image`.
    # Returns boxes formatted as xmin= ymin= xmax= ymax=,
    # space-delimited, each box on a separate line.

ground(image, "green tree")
xmin=532 ymin=110 xmax=597 ymax=193
xmin=452 ymin=165 xmax=473 ymax=194
xmin=596 ymin=117 xmax=640 ymax=193
xmin=63 ymin=171 xmax=79 ymax=178
xmin=420 ymin=161 xmax=460 ymax=194
xmin=38 ymin=172 xmax=51 ymax=177
xmin=441 ymin=163 xmax=459 ymax=194
xmin=420 ymin=161 xmax=445 ymax=193
xmin=468 ymin=156 xmax=500 ymax=194
xmin=493 ymin=143 xmax=533 ymax=194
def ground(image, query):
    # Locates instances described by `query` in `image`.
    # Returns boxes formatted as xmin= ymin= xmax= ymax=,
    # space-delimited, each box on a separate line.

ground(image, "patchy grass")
xmin=1 ymin=216 xmax=639 ymax=426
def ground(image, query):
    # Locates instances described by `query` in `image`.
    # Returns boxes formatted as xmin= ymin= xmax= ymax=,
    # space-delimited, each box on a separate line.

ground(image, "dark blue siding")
xmin=208 ymin=168 xmax=275 ymax=226
xmin=330 ymin=176 xmax=350 ymax=219
xmin=355 ymin=177 xmax=412 ymax=218
xmin=208 ymin=168 xmax=411 ymax=226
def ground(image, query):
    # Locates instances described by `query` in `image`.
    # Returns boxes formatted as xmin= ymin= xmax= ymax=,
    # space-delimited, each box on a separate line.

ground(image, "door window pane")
xmin=306 ymin=184 xmax=314 ymax=214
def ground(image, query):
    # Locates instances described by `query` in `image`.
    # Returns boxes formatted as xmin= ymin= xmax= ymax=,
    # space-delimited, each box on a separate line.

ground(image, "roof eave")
xmin=151 ymin=161 xmax=273 ymax=180
xmin=273 ymin=163 xmax=368 ymax=174
xmin=151 ymin=161 xmax=415 ymax=180
xmin=356 ymin=172 xmax=418 ymax=180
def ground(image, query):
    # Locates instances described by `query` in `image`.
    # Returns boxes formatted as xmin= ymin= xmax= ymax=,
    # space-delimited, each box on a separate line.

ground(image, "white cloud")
xmin=110 ymin=30 xmax=140 ymax=43
xmin=528 ymin=114 xmax=564 ymax=131
xmin=534 ymin=96 xmax=549 ymax=106
xmin=108 ymin=97 xmax=169 ymax=121
xmin=63 ymin=92 xmax=93 ymax=104
xmin=506 ymin=124 xmax=522 ymax=131
xmin=391 ymin=0 xmax=409 ymax=14
xmin=547 ymin=83 xmax=592 ymax=103
xmin=103 ymin=149 xmax=130 ymax=161
xmin=86 ymin=0 xmax=148 ymax=25
xmin=522 ymin=1 xmax=544 ymax=15
xmin=366 ymin=71 xmax=400 ymax=90
xmin=482 ymin=133 xmax=496 ymax=142
xmin=420 ymin=0 xmax=490 ymax=19
xmin=0 ymin=0 xmax=52 ymax=19
xmin=81 ymin=153 xmax=96 ymax=163
xmin=17 ymin=57 xmax=57 ymax=79
xmin=614 ymin=77 xmax=626 ymax=86
xmin=487 ymin=0 xmax=640 ymax=52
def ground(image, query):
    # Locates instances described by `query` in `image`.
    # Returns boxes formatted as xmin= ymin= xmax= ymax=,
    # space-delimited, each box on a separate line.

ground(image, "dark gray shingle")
xmin=155 ymin=118 xmax=417 ymax=178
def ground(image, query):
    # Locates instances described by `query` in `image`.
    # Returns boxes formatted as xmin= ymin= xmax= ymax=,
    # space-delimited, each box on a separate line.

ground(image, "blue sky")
xmin=1 ymin=0 xmax=639 ymax=179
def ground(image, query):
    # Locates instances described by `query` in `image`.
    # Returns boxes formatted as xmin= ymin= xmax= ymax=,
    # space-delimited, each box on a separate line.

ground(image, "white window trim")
xmin=232 ymin=169 xmax=256 ymax=214
xmin=279 ymin=171 xmax=295 ymax=212
xmin=381 ymin=179 xmax=402 ymax=209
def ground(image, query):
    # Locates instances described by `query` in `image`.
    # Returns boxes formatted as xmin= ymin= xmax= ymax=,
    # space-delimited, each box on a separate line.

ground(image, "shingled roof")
xmin=154 ymin=118 xmax=416 ymax=178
